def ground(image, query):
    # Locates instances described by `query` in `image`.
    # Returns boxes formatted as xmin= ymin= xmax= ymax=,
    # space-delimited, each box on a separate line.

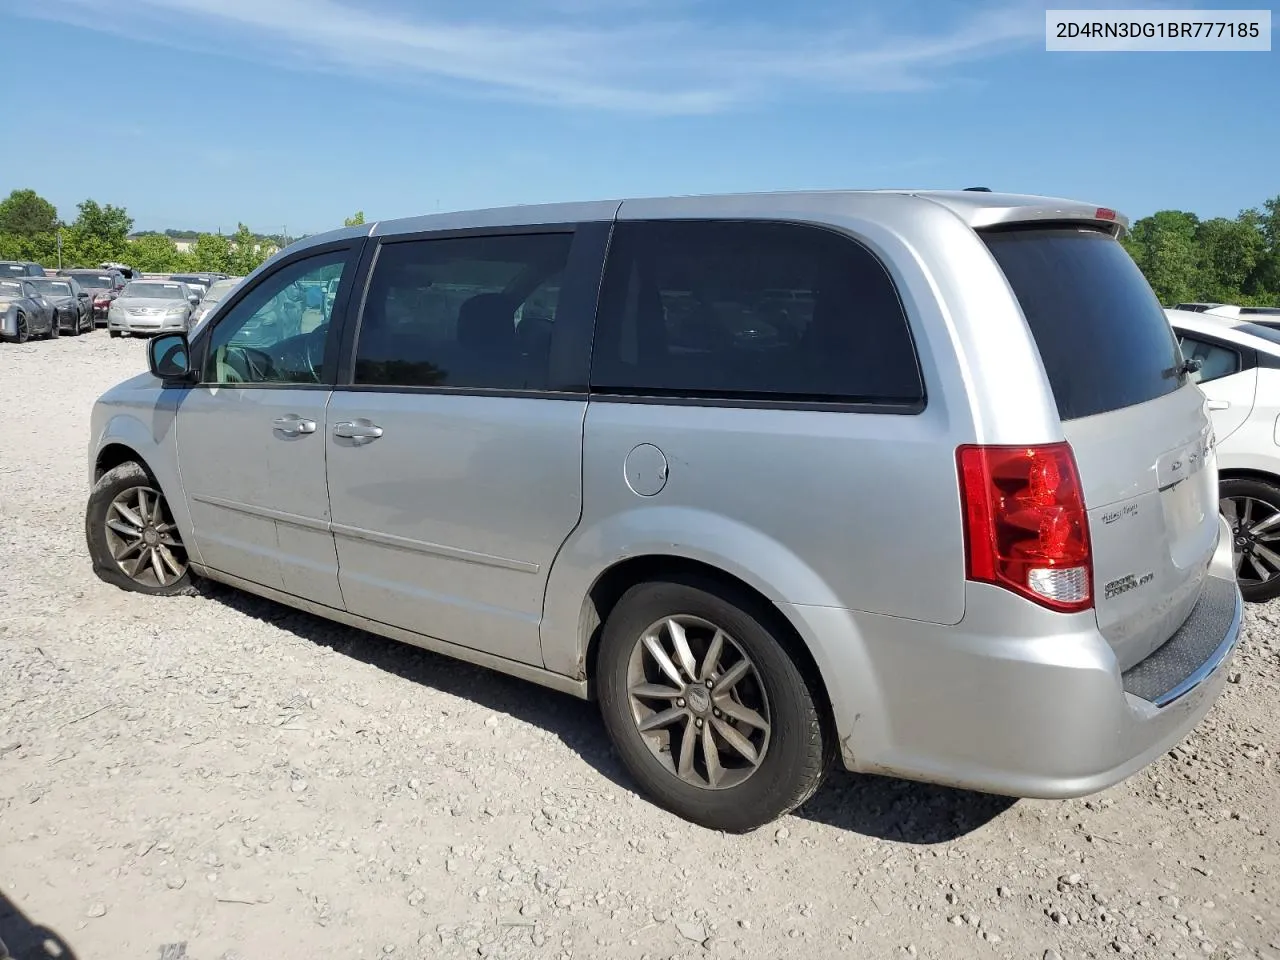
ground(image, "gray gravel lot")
xmin=1 ymin=333 xmax=1278 ymax=960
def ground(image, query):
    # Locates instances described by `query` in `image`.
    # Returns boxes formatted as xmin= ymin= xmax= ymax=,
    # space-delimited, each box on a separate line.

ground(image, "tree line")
xmin=1122 ymin=195 xmax=1280 ymax=307
xmin=0 ymin=188 xmax=365 ymax=277
xmin=5 ymin=184 xmax=1277 ymax=308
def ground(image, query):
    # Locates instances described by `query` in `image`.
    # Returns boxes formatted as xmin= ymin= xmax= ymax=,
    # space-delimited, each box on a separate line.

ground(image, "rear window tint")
xmin=983 ymin=228 xmax=1183 ymax=421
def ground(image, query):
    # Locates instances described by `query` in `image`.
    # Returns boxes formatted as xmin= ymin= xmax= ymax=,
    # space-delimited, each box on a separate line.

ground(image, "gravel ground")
xmin=1 ymin=333 xmax=1278 ymax=960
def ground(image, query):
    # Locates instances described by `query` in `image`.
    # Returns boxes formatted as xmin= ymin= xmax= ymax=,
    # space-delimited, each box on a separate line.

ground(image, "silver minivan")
xmin=85 ymin=190 xmax=1242 ymax=831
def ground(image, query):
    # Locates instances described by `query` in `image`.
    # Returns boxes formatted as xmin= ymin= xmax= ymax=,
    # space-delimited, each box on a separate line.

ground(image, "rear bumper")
xmin=787 ymin=515 xmax=1242 ymax=798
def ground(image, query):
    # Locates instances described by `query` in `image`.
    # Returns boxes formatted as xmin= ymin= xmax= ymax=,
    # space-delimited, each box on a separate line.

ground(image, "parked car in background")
xmin=1168 ymin=308 xmax=1280 ymax=602
xmin=0 ymin=277 xmax=58 ymax=341
xmin=0 ymin=261 xmax=47 ymax=278
xmin=101 ymin=261 xmax=141 ymax=281
xmin=107 ymin=279 xmax=198 ymax=337
xmin=1173 ymin=302 xmax=1243 ymax=319
xmin=59 ymin=269 xmax=126 ymax=324
xmin=189 ymin=276 xmax=243 ymax=330
xmin=86 ymin=190 xmax=1241 ymax=832
xmin=1240 ymin=306 xmax=1280 ymax=320
xmin=171 ymin=273 xmax=225 ymax=301
xmin=28 ymin=276 xmax=94 ymax=335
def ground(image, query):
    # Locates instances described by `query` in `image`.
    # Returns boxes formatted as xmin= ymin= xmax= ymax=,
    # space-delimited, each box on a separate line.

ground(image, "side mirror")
xmin=78 ymin=291 xmax=90 ymax=299
xmin=148 ymin=333 xmax=193 ymax=382
xmin=188 ymin=295 xmax=200 ymax=306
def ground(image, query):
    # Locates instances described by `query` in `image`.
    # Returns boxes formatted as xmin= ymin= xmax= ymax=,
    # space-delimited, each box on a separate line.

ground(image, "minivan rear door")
xmin=983 ymin=227 xmax=1220 ymax=671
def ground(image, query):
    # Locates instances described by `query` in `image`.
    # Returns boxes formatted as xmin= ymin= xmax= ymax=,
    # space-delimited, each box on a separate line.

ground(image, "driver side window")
xmin=202 ymin=251 xmax=349 ymax=385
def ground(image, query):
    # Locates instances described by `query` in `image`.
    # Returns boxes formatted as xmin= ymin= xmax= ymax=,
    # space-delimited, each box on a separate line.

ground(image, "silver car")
xmin=107 ymin=280 xmax=198 ymax=337
xmin=189 ymin=277 xmax=244 ymax=331
xmin=84 ymin=190 xmax=1242 ymax=831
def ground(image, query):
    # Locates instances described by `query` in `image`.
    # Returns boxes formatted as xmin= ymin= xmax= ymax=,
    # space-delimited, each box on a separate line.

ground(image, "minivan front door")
xmin=325 ymin=228 xmax=599 ymax=666
xmin=175 ymin=245 xmax=359 ymax=609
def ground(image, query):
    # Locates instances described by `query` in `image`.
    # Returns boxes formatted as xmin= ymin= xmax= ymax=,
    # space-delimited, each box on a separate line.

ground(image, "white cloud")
xmin=18 ymin=0 xmax=1052 ymax=113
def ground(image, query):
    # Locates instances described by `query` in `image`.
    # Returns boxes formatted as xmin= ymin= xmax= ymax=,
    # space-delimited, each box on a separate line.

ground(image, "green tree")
xmin=62 ymin=199 xmax=133 ymax=266
xmin=343 ymin=210 xmax=365 ymax=227
xmin=128 ymin=234 xmax=186 ymax=273
xmin=1195 ymin=215 xmax=1265 ymax=304
xmin=190 ymin=232 xmax=232 ymax=273
xmin=0 ymin=189 xmax=59 ymax=236
xmin=228 ymin=223 xmax=271 ymax=275
xmin=1124 ymin=210 xmax=1201 ymax=305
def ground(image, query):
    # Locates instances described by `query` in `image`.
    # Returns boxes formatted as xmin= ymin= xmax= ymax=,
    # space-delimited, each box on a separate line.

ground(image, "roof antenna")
xmin=963 ymin=186 xmax=992 ymax=192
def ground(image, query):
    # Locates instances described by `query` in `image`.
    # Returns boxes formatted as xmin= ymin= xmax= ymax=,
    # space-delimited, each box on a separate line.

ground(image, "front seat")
xmin=456 ymin=293 xmax=520 ymax=387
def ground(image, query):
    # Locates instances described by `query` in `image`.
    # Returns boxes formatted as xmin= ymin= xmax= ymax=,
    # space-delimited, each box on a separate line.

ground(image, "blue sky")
xmin=1 ymin=0 xmax=1276 ymax=234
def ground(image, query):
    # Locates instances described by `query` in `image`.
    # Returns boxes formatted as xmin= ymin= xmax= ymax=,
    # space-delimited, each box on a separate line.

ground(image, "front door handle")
xmin=333 ymin=419 xmax=384 ymax=442
xmin=1207 ymin=400 xmax=1230 ymax=411
xmin=273 ymin=414 xmax=317 ymax=435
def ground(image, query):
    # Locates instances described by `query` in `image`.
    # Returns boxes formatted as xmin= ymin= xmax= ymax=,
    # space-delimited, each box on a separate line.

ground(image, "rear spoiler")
xmin=912 ymin=191 xmax=1130 ymax=238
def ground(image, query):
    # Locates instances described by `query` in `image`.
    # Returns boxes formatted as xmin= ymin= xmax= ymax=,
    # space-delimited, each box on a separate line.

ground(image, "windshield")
xmin=1 ymin=264 xmax=30 ymax=277
xmin=69 ymin=274 xmax=113 ymax=290
xmin=0 ymin=280 xmax=23 ymax=295
xmin=203 ymin=279 xmax=238 ymax=302
xmin=30 ymin=279 xmax=72 ymax=296
xmin=123 ymin=282 xmax=187 ymax=299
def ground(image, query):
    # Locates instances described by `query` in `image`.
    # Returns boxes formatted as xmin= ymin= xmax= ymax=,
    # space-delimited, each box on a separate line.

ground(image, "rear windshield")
xmin=983 ymin=227 xmax=1183 ymax=421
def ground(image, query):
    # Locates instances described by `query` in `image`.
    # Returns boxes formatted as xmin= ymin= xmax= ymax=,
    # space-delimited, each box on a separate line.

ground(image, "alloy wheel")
xmin=626 ymin=614 xmax=771 ymax=790
xmin=1222 ymin=495 xmax=1280 ymax=586
xmin=104 ymin=485 xmax=188 ymax=588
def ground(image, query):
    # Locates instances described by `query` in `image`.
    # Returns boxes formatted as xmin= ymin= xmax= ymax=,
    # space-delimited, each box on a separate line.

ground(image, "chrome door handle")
xmin=1207 ymin=400 xmax=1230 ymax=411
xmin=273 ymin=414 xmax=317 ymax=435
xmin=333 ymin=419 xmax=384 ymax=442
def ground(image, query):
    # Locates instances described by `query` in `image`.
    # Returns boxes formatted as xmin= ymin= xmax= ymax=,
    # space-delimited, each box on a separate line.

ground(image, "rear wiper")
xmin=1167 ymin=357 xmax=1202 ymax=379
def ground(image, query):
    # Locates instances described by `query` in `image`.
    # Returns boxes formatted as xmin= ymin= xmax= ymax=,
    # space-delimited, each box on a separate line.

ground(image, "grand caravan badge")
xmin=1104 ymin=571 xmax=1155 ymax=600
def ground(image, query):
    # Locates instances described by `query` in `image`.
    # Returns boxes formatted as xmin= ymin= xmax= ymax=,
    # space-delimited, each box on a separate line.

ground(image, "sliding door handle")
xmin=272 ymin=414 xmax=317 ymax=435
xmin=333 ymin=419 xmax=384 ymax=442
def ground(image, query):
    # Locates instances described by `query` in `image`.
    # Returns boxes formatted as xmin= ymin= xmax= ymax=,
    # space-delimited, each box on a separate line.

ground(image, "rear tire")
xmin=596 ymin=576 xmax=831 ymax=832
xmin=1221 ymin=477 xmax=1280 ymax=602
xmin=109 ymin=329 xmax=122 ymax=338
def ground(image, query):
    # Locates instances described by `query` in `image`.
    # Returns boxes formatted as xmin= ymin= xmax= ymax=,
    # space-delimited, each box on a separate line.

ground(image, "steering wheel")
xmin=302 ymin=324 xmax=327 ymax=381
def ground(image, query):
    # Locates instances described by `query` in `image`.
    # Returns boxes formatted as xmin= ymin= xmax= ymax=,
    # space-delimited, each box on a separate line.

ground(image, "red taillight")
xmin=1095 ymin=207 xmax=1117 ymax=221
xmin=957 ymin=443 xmax=1093 ymax=612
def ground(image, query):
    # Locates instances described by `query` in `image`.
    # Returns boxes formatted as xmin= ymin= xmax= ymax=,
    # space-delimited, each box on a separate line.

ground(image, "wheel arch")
xmin=1218 ymin=466 xmax=1280 ymax=487
xmin=94 ymin=441 xmax=153 ymax=484
xmin=577 ymin=554 xmax=838 ymax=741
xmin=90 ymin=412 xmax=198 ymax=567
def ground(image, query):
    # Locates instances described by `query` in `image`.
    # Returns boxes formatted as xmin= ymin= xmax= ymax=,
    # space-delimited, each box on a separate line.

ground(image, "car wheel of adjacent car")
xmin=85 ymin=461 xmax=195 ymax=596
xmin=596 ymin=577 xmax=831 ymax=832
xmin=109 ymin=330 xmax=122 ymax=338
xmin=67 ymin=313 xmax=81 ymax=336
xmin=47 ymin=315 xmax=60 ymax=339
xmin=1221 ymin=477 xmax=1280 ymax=602
xmin=15 ymin=312 xmax=29 ymax=343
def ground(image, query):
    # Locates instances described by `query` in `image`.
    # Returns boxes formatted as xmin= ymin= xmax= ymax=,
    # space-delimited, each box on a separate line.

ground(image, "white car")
xmin=1168 ymin=308 xmax=1280 ymax=601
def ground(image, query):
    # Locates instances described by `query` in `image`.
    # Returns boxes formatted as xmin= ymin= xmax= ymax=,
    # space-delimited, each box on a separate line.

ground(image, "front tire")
xmin=46 ymin=315 xmax=60 ymax=339
xmin=86 ymin=461 xmax=195 ymax=596
xmin=596 ymin=577 xmax=830 ymax=832
xmin=1221 ymin=477 xmax=1280 ymax=602
xmin=15 ymin=312 xmax=29 ymax=343
xmin=109 ymin=329 xmax=122 ymax=338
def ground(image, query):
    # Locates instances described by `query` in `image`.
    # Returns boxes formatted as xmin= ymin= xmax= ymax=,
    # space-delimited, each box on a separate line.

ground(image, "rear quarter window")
xmin=591 ymin=220 xmax=923 ymax=407
xmin=983 ymin=227 xmax=1183 ymax=421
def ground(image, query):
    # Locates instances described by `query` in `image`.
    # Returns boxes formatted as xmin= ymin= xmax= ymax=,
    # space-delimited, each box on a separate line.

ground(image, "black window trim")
xmin=1175 ymin=329 xmax=1256 ymax=379
xmin=334 ymin=220 xmax=611 ymax=398
xmin=586 ymin=217 xmax=928 ymax=416
xmin=183 ymin=236 xmax=370 ymax=391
